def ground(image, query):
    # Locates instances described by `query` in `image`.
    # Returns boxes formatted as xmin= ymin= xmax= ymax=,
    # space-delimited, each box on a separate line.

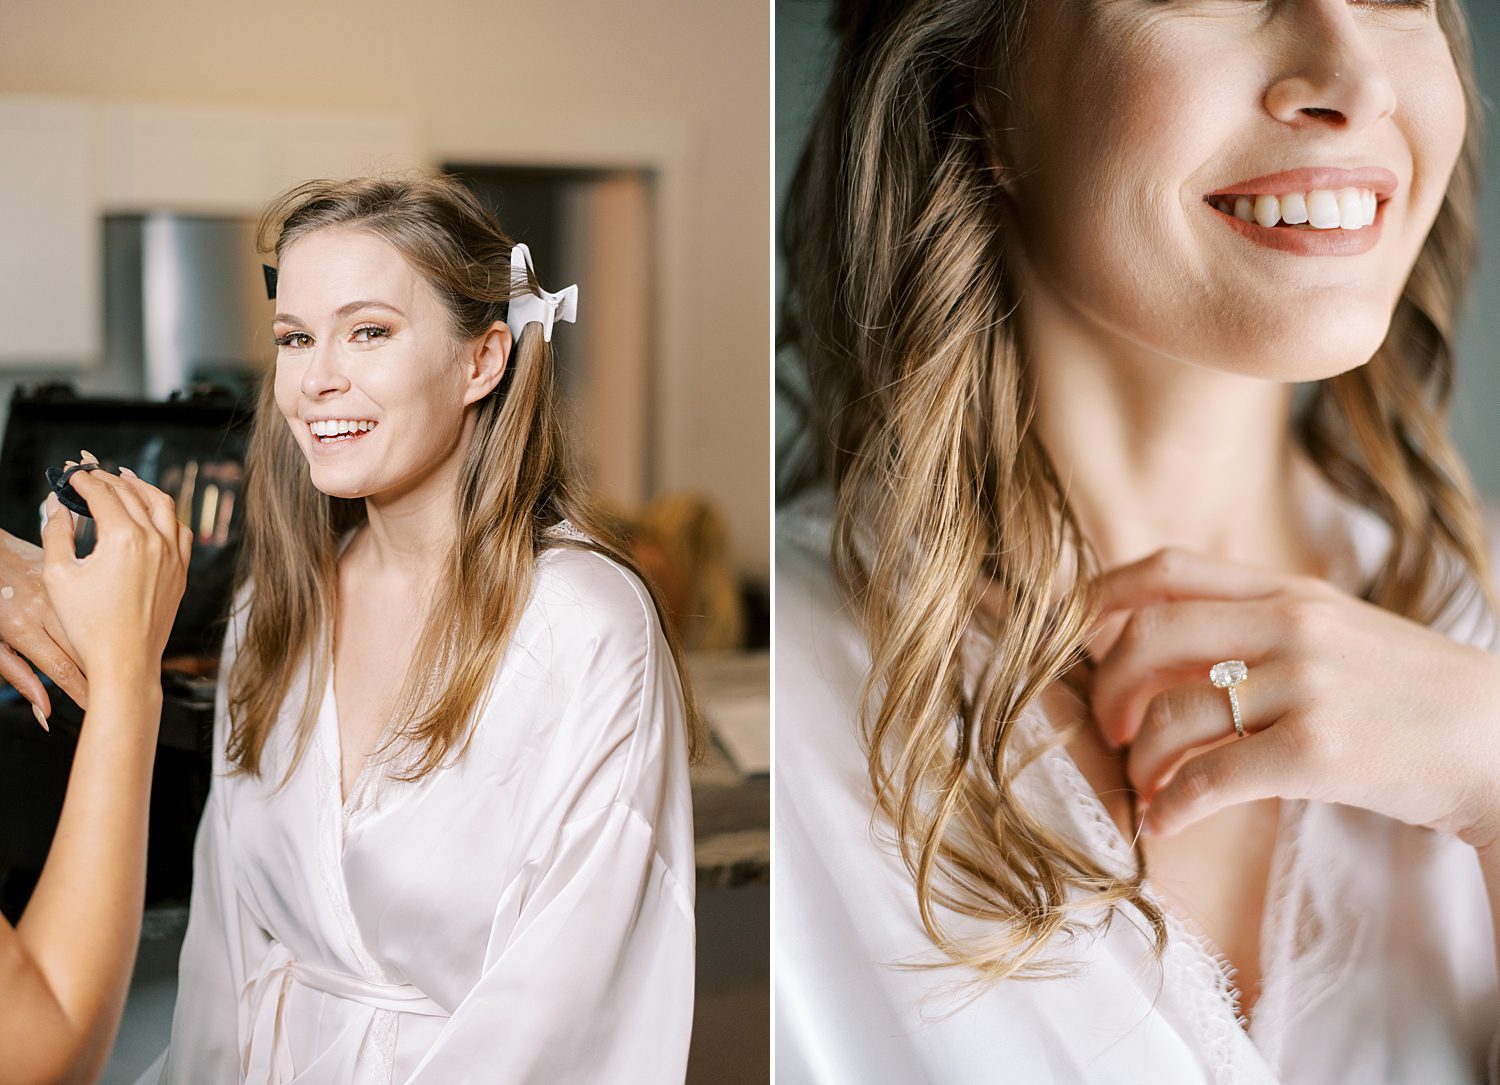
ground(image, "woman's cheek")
xmin=272 ymin=360 xmax=305 ymax=429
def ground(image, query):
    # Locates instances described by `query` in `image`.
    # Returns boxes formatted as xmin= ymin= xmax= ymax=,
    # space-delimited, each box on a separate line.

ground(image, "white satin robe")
xmin=160 ymin=540 xmax=696 ymax=1084
xmin=776 ymin=468 xmax=1500 ymax=1085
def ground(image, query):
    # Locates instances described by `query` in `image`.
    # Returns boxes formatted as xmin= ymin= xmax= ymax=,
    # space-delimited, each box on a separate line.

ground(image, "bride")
xmin=777 ymin=0 xmax=1500 ymax=1081
xmin=161 ymin=174 xmax=700 ymax=1083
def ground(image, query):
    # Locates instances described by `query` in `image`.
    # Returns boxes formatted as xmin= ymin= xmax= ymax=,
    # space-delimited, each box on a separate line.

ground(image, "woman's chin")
xmin=1230 ymin=349 xmax=1378 ymax=385
xmin=1206 ymin=319 xmax=1393 ymax=384
xmin=304 ymin=468 xmax=371 ymax=501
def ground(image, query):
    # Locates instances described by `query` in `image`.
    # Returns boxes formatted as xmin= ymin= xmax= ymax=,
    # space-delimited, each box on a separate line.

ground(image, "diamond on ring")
xmin=1209 ymin=659 xmax=1248 ymax=738
xmin=1209 ymin=660 xmax=1248 ymax=688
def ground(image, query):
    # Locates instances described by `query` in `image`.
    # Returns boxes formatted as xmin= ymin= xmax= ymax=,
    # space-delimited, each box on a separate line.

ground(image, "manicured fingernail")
xmin=44 ymin=492 xmax=61 ymax=515
xmin=64 ymin=459 xmax=78 ymax=468
xmin=32 ymin=703 xmax=49 ymax=732
xmin=119 ymin=466 xmax=138 ymax=479
xmin=80 ymin=450 xmax=99 ymax=464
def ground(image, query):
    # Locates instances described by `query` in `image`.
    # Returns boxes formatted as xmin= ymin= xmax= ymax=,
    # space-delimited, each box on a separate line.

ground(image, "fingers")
xmin=1091 ymin=547 xmax=1308 ymax=618
xmin=1141 ymin=722 xmax=1313 ymax=837
xmin=1125 ymin=663 xmax=1300 ymax=799
xmin=26 ymin=626 xmax=88 ymax=707
xmin=64 ymin=468 xmax=144 ymax=536
xmin=40 ymin=493 xmax=77 ymax=564
xmin=80 ymin=465 xmax=160 ymax=530
xmin=72 ymin=467 xmax=188 ymax=567
xmin=1091 ymin=596 xmax=1289 ymax=747
xmin=0 ymin=641 xmax=51 ymax=724
xmin=117 ymin=466 xmax=184 ymax=546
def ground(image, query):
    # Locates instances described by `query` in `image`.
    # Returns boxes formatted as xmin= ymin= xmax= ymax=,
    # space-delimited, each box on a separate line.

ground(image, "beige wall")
xmin=0 ymin=0 xmax=770 ymax=579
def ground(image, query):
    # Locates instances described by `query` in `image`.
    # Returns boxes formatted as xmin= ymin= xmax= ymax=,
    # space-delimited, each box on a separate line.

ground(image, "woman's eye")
xmin=274 ymin=331 xmax=311 ymax=349
xmin=352 ymin=325 xmax=390 ymax=343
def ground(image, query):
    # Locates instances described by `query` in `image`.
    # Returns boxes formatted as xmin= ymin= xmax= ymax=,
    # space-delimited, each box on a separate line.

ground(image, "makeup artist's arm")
xmin=0 ymin=528 xmax=88 ymax=719
xmin=0 ymin=469 xmax=189 ymax=1085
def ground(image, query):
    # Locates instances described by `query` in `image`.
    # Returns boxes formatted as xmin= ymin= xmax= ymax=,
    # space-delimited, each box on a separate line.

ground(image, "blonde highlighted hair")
xmin=229 ymin=173 xmax=703 ymax=783
xmin=781 ymin=0 xmax=1495 ymax=981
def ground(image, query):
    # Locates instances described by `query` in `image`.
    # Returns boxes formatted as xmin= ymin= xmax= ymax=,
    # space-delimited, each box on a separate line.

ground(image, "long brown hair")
xmin=782 ymin=0 xmax=1494 ymax=982
xmin=228 ymin=173 xmax=703 ymax=782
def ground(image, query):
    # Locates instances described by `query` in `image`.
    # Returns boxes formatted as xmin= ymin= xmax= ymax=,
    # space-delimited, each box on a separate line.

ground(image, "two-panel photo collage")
xmin=3 ymin=1 xmax=1500 ymax=1082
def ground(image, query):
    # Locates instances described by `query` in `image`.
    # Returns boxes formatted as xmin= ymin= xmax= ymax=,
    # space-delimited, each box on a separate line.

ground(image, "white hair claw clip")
xmin=506 ymin=242 xmax=578 ymax=343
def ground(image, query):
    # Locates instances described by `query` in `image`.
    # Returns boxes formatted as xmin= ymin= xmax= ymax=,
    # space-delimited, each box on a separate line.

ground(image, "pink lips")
xmin=1205 ymin=166 xmax=1398 ymax=257
xmin=1207 ymin=166 xmax=1399 ymax=201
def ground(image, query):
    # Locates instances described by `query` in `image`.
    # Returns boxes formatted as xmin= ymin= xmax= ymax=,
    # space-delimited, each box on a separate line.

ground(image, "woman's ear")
xmin=462 ymin=320 xmax=512 ymax=406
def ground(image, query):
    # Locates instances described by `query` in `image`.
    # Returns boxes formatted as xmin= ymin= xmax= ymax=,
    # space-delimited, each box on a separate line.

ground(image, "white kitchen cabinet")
xmin=98 ymin=103 xmax=419 ymax=215
xmin=0 ymin=95 xmax=418 ymax=372
xmin=0 ymin=99 xmax=98 ymax=368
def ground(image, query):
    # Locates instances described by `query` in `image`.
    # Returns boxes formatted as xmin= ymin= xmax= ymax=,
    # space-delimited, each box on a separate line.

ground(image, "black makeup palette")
xmin=1 ymin=384 xmax=252 ymax=658
xmin=44 ymin=462 xmax=102 ymax=518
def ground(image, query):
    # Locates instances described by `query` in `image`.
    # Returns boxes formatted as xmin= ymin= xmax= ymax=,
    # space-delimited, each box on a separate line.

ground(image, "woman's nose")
xmin=1262 ymin=3 xmax=1398 ymax=133
xmin=300 ymin=344 xmax=351 ymax=398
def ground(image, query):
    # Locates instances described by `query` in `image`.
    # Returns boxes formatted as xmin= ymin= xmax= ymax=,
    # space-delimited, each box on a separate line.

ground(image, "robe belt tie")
xmin=241 ymin=942 xmax=447 ymax=1084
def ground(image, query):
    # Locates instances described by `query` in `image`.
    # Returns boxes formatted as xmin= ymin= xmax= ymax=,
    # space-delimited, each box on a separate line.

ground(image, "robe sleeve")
xmin=404 ymin=802 xmax=695 ymax=1084
xmin=157 ymin=783 xmax=271 ymax=1083
xmin=405 ymin=555 xmax=696 ymax=1084
xmin=159 ymin=596 xmax=272 ymax=1084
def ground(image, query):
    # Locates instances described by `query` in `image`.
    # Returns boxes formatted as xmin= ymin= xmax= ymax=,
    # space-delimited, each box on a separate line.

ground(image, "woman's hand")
xmin=0 ymin=467 xmax=191 ymax=1085
xmin=41 ymin=468 xmax=192 ymax=687
xmin=0 ymin=532 xmax=88 ymax=720
xmin=1084 ymin=547 xmax=1500 ymax=851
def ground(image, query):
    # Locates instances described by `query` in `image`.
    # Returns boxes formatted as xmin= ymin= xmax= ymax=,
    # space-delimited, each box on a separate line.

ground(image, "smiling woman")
xmin=776 ymin=0 xmax=1500 ymax=1082
xmin=156 ymin=174 xmax=703 ymax=1083
xmin=269 ymin=232 xmax=479 ymax=508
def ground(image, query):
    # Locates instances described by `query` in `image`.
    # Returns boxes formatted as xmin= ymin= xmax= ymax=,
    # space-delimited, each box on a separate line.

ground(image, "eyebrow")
xmin=272 ymin=300 xmax=407 ymax=326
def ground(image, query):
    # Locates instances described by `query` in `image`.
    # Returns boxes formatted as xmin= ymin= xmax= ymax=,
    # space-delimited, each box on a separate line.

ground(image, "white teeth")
xmin=1337 ymin=188 xmax=1365 ymax=231
xmin=1280 ymin=192 xmax=1309 ymax=225
xmin=1252 ymin=194 xmax=1280 ymax=229
xmin=1213 ymin=187 xmax=1378 ymax=231
xmin=309 ymin=419 xmax=376 ymax=438
xmin=1305 ymin=190 xmax=1343 ymax=230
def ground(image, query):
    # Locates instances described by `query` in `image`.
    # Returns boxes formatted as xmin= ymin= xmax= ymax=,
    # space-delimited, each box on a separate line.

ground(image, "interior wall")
xmin=0 ymin=0 xmax=770 ymax=578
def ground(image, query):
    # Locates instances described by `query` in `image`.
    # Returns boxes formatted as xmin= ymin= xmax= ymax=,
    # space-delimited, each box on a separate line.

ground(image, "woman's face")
xmin=1004 ymin=0 xmax=1464 ymax=382
xmin=271 ymin=228 xmax=479 ymax=503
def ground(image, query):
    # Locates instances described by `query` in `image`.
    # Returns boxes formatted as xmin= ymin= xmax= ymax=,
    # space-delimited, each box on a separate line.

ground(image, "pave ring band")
xmin=1209 ymin=660 xmax=1249 ymax=738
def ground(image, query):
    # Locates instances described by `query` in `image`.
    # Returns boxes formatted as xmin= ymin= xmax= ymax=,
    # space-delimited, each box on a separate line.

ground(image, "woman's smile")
xmin=1199 ymin=164 xmax=1397 ymax=257
xmin=1205 ymin=193 xmax=1386 ymax=256
xmin=305 ymin=417 xmax=380 ymax=448
xmin=1002 ymin=0 xmax=1460 ymax=383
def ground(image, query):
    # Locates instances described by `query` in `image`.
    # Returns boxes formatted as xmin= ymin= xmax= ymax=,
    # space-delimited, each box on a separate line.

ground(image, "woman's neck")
xmin=346 ymin=434 xmax=469 ymax=582
xmin=1023 ymin=283 xmax=1319 ymax=579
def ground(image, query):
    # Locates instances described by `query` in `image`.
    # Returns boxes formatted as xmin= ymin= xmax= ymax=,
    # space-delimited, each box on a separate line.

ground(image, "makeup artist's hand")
xmin=1084 ymin=548 xmax=1500 ymax=851
xmin=0 ymin=530 xmax=88 ymax=721
xmin=41 ymin=468 xmax=191 ymax=692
